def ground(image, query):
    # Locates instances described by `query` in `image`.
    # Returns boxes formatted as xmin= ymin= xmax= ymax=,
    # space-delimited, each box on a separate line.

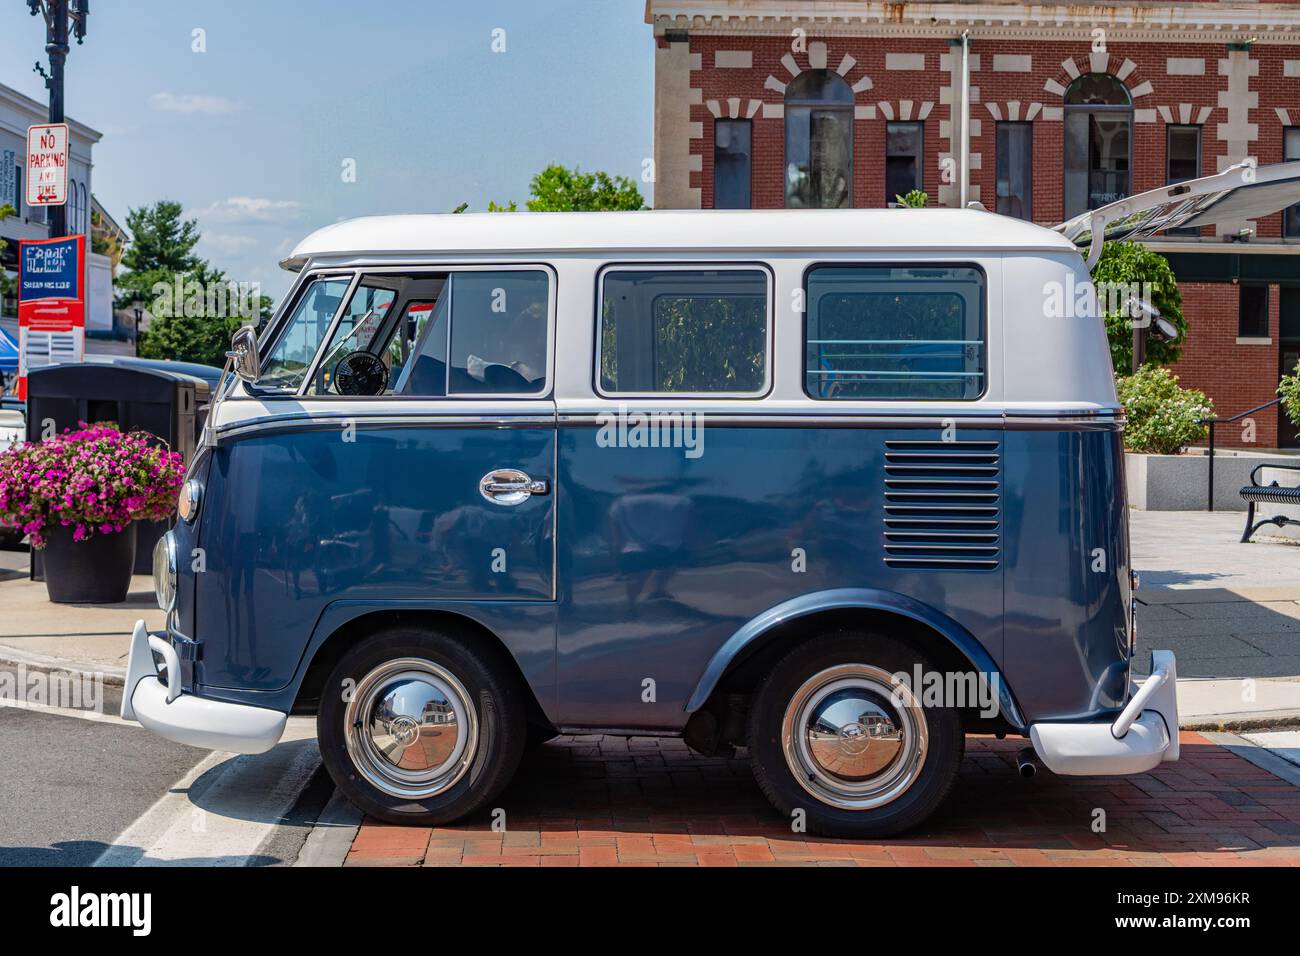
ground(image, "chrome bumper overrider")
xmin=121 ymin=620 xmax=287 ymax=755
xmin=1029 ymin=650 xmax=1179 ymax=776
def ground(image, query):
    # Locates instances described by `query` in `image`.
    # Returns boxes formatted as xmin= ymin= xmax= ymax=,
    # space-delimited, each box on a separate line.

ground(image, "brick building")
xmin=648 ymin=1 xmax=1300 ymax=447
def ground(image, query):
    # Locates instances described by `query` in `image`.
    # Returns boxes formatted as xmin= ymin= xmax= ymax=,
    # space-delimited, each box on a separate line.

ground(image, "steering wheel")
xmin=333 ymin=352 xmax=389 ymax=396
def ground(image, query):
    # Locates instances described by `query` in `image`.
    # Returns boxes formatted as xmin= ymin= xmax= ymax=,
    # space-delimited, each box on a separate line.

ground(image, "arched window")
xmin=81 ymin=183 xmax=89 ymax=234
xmin=785 ymin=69 xmax=854 ymax=208
xmin=67 ymin=181 xmax=78 ymax=235
xmin=1064 ymin=73 xmax=1132 ymax=218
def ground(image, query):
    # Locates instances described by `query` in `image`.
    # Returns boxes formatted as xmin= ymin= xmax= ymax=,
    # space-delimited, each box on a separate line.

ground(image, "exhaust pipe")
xmin=1016 ymin=748 xmax=1037 ymax=779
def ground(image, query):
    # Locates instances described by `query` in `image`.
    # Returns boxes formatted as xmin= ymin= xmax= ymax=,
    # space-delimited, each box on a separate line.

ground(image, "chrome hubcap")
xmin=781 ymin=664 xmax=928 ymax=810
xmin=343 ymin=658 xmax=477 ymax=799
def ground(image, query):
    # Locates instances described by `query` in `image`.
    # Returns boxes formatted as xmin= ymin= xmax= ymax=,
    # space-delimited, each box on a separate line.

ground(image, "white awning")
xmin=1053 ymin=160 xmax=1300 ymax=268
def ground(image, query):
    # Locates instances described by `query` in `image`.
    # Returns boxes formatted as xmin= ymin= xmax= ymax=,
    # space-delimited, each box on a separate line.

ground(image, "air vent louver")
xmin=883 ymin=439 xmax=1000 ymax=570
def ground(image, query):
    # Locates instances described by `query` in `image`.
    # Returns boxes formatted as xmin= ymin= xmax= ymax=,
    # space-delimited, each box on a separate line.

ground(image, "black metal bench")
xmin=1240 ymin=463 xmax=1300 ymax=542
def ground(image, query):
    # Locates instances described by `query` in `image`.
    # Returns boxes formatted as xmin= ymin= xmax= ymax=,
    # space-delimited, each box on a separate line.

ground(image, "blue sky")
xmin=1 ymin=0 xmax=654 ymax=300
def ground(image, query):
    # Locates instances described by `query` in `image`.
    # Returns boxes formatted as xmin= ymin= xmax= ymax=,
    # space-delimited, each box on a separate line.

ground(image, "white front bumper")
xmin=1029 ymin=649 xmax=1179 ymax=776
xmin=121 ymin=620 xmax=287 ymax=755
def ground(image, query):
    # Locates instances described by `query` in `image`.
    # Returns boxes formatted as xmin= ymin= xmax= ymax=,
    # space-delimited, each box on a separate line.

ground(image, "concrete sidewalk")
xmin=0 ymin=550 xmax=159 ymax=682
xmin=1129 ymin=510 xmax=1300 ymax=727
xmin=1 ymin=510 xmax=1298 ymax=725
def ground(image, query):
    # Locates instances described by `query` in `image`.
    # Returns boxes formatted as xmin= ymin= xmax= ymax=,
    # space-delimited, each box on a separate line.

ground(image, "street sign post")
xmin=25 ymin=122 xmax=69 ymax=207
xmin=16 ymin=234 xmax=84 ymax=400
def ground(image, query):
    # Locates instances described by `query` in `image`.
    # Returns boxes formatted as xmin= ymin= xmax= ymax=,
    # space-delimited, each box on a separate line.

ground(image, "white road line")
xmin=93 ymin=718 xmax=320 ymax=867
xmin=0 ymin=696 xmax=131 ymax=726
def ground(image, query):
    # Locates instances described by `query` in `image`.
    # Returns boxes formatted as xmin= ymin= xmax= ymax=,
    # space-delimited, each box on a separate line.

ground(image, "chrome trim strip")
xmin=213 ymin=409 xmax=1122 ymax=441
xmin=215 ymin=413 xmax=556 ymax=442
xmin=556 ymin=413 xmax=1123 ymax=430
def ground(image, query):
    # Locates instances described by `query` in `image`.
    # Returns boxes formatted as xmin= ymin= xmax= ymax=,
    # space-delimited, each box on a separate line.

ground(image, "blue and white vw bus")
xmin=121 ymin=165 xmax=1300 ymax=835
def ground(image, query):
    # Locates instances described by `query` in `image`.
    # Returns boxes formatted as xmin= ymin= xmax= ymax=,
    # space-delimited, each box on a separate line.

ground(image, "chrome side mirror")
xmin=226 ymin=325 xmax=260 ymax=383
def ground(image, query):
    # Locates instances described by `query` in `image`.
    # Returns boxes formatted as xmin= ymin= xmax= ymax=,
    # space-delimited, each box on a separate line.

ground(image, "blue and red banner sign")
xmin=16 ymin=234 xmax=85 ymax=400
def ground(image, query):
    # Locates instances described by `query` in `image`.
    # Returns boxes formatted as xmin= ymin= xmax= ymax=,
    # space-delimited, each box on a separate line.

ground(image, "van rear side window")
xmin=804 ymin=265 xmax=986 ymax=400
xmin=598 ymin=268 xmax=769 ymax=395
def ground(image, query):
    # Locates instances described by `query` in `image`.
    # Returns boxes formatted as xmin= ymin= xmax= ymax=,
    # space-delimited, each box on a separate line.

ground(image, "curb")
xmin=1202 ymin=731 xmax=1300 ymax=789
xmin=1180 ymin=711 xmax=1300 ymax=733
xmin=0 ymin=644 xmax=126 ymax=686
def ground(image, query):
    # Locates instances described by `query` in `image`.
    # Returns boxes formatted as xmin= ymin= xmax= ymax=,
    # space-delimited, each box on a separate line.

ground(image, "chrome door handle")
xmin=479 ymin=468 xmax=550 ymax=506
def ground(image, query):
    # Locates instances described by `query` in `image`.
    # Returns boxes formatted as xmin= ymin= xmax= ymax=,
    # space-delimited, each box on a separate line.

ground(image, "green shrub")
xmin=1091 ymin=241 xmax=1184 ymax=374
xmin=1279 ymin=362 xmax=1300 ymax=433
xmin=895 ymin=189 xmax=928 ymax=208
xmin=1115 ymin=366 xmax=1213 ymax=455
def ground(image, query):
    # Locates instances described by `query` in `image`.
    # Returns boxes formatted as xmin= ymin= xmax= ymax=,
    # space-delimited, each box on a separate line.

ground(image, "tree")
xmin=458 ymin=165 xmax=646 ymax=214
xmin=1091 ymin=240 xmax=1184 ymax=373
xmin=119 ymin=202 xmax=202 ymax=285
xmin=118 ymin=200 xmax=273 ymax=367
xmin=526 ymin=165 xmax=645 ymax=211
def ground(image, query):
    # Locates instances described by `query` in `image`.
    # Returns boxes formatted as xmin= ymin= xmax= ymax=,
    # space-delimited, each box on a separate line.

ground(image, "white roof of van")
xmin=282 ymin=208 xmax=1079 ymax=270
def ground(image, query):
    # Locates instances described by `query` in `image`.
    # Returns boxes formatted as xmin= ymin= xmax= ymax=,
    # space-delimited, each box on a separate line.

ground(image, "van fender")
xmin=684 ymin=587 xmax=1026 ymax=731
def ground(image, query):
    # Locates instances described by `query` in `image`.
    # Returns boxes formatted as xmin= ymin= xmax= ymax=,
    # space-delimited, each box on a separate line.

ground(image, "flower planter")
xmin=40 ymin=522 xmax=138 ymax=604
xmin=0 ymin=423 xmax=185 ymax=601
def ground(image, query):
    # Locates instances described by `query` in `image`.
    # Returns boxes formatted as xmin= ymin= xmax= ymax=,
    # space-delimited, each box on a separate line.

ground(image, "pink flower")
xmin=0 ymin=422 xmax=187 ymax=550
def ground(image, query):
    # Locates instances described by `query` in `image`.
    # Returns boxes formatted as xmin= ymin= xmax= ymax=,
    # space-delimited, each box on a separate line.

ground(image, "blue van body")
xmin=171 ymin=415 xmax=1128 ymax=732
xmin=122 ymin=209 xmax=1178 ymax=829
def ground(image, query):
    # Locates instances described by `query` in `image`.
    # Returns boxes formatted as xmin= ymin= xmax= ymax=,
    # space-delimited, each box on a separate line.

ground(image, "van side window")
xmin=599 ymin=269 xmax=768 ymax=394
xmin=804 ymin=265 xmax=986 ymax=401
xmin=388 ymin=270 xmax=549 ymax=396
xmin=447 ymin=271 xmax=549 ymax=394
xmin=258 ymin=277 xmax=350 ymax=390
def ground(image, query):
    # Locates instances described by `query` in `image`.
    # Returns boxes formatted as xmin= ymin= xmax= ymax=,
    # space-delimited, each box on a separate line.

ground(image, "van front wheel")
xmin=748 ymin=632 xmax=964 ymax=838
xmin=317 ymin=627 xmax=526 ymax=826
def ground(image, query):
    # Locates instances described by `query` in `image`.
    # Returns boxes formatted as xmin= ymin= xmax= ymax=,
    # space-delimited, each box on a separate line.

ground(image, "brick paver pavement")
xmin=344 ymin=732 xmax=1300 ymax=867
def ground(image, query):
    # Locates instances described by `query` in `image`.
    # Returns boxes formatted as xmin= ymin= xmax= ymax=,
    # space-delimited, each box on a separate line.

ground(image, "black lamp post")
xmin=1127 ymin=297 xmax=1180 ymax=373
xmin=28 ymin=0 xmax=89 ymax=240
xmin=132 ymin=305 xmax=142 ymax=356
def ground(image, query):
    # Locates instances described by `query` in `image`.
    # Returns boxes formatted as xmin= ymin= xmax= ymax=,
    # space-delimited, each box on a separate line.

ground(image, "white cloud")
xmin=199 ymin=232 xmax=258 ymax=256
xmin=149 ymin=92 xmax=242 ymax=115
xmin=199 ymin=197 xmax=302 ymax=224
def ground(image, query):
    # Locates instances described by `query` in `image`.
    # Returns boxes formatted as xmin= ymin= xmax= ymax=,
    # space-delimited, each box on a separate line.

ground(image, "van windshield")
xmin=258 ymin=277 xmax=350 ymax=390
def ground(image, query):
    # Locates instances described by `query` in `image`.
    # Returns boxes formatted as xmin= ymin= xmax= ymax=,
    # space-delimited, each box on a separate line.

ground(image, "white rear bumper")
xmin=1029 ymin=649 xmax=1178 ymax=776
xmin=121 ymin=620 xmax=287 ymax=755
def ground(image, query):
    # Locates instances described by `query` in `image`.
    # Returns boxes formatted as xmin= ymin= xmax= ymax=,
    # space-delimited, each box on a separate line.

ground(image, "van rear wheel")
xmin=747 ymin=631 xmax=964 ymax=838
xmin=318 ymin=626 xmax=526 ymax=825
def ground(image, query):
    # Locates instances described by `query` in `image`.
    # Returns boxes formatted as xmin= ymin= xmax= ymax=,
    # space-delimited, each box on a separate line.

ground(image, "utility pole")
xmin=28 ymin=0 xmax=89 ymax=239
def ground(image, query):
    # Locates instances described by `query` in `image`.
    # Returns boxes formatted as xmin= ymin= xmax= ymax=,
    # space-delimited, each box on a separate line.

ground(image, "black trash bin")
xmin=26 ymin=360 xmax=212 ymax=577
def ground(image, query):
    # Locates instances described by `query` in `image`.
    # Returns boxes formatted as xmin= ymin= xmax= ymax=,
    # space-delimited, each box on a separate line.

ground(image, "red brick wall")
xmin=671 ymin=28 xmax=1300 ymax=444
xmin=1169 ymin=283 xmax=1282 ymax=447
xmin=682 ymin=33 xmax=1296 ymax=228
xmin=688 ymin=36 xmax=951 ymax=209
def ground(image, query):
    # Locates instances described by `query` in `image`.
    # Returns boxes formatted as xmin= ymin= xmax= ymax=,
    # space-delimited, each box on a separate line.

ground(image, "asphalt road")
xmin=0 ymin=701 xmax=209 ymax=865
xmin=0 ymin=662 xmax=334 ymax=867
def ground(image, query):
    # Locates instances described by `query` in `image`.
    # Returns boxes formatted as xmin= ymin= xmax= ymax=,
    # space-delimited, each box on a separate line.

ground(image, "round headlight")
xmin=177 ymin=479 xmax=202 ymax=523
xmin=153 ymin=532 xmax=177 ymax=612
